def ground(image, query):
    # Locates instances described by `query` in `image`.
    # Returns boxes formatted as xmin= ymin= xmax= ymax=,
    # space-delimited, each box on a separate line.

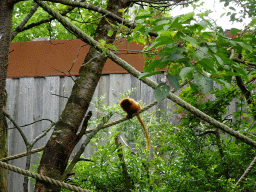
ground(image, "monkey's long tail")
xmin=137 ymin=116 xmax=150 ymax=151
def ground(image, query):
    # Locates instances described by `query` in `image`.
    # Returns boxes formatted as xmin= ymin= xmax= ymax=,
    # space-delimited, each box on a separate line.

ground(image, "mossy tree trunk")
xmin=0 ymin=1 xmax=14 ymax=191
xmin=35 ymin=0 xmax=130 ymax=191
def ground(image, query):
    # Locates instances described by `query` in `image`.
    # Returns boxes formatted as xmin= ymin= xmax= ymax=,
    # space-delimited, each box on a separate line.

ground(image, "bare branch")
xmin=31 ymin=122 xmax=55 ymax=146
xmin=11 ymin=3 xmax=39 ymax=40
xmin=11 ymin=6 xmax=76 ymax=35
xmin=3 ymin=110 xmax=29 ymax=146
xmin=8 ymin=118 xmax=54 ymax=130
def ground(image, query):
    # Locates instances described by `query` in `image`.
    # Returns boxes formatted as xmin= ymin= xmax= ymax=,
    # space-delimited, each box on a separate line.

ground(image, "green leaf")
xmin=154 ymin=83 xmax=170 ymax=103
xmin=215 ymin=79 xmax=232 ymax=90
xmin=237 ymin=42 xmax=253 ymax=53
xmin=195 ymin=50 xmax=204 ymax=59
xmin=149 ymin=36 xmax=173 ymax=49
xmin=138 ymin=71 xmax=162 ymax=79
xmin=232 ymin=64 xmax=247 ymax=77
xmin=195 ymin=47 xmax=208 ymax=59
xmin=209 ymin=46 xmax=218 ymax=53
xmin=194 ymin=72 xmax=213 ymax=94
xmin=198 ymin=58 xmax=216 ymax=72
xmin=181 ymin=36 xmax=198 ymax=45
xmin=162 ymin=48 xmax=185 ymax=62
xmin=176 ymin=58 xmax=191 ymax=66
xmin=198 ymin=21 xmax=209 ymax=28
xmin=180 ymin=67 xmax=194 ymax=82
xmin=189 ymin=82 xmax=199 ymax=93
xmin=156 ymin=20 xmax=169 ymax=25
xmin=134 ymin=24 xmax=143 ymax=32
xmin=180 ymin=12 xmax=195 ymax=22
xmin=229 ymin=6 xmax=236 ymax=11
xmin=214 ymin=54 xmax=223 ymax=65
xmin=135 ymin=10 xmax=151 ymax=19
xmin=248 ymin=124 xmax=256 ymax=132
xmin=144 ymin=59 xmax=168 ymax=72
xmin=167 ymin=74 xmax=180 ymax=91
xmin=249 ymin=18 xmax=256 ymax=26
xmin=230 ymin=28 xmax=240 ymax=35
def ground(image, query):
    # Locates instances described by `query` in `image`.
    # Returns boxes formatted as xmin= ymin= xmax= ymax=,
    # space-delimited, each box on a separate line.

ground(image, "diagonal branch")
xmin=11 ymin=3 xmax=39 ymax=40
xmin=11 ymin=5 xmax=76 ymax=36
xmin=235 ymin=155 xmax=256 ymax=187
xmin=3 ymin=110 xmax=29 ymax=146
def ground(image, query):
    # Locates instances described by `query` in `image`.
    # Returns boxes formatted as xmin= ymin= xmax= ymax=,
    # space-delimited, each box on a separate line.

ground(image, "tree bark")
xmin=0 ymin=90 xmax=8 ymax=192
xmin=35 ymin=0 xmax=129 ymax=191
xmin=0 ymin=1 xmax=13 ymax=191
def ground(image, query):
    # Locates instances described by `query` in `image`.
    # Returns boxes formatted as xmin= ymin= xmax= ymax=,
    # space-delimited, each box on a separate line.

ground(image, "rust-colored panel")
xmin=7 ymin=30 xmax=237 ymax=78
xmin=8 ymin=39 xmax=147 ymax=78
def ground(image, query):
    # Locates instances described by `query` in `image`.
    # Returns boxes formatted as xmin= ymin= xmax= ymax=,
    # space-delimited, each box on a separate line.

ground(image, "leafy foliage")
xmin=220 ymin=0 xmax=256 ymax=22
xmin=11 ymin=0 xmax=256 ymax=191
xmin=12 ymin=0 xmax=105 ymax=41
xmin=132 ymin=6 xmax=255 ymax=97
xmin=59 ymin=86 xmax=256 ymax=191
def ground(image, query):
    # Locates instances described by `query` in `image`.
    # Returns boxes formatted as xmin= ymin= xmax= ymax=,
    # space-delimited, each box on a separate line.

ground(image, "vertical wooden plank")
xmin=29 ymin=76 xmax=59 ymax=190
xmin=122 ymin=74 xmax=132 ymax=98
xmin=109 ymin=74 xmax=131 ymax=105
xmin=59 ymin=76 xmax=75 ymax=114
xmin=32 ymin=77 xmax=45 ymax=145
xmin=7 ymin=77 xmax=35 ymax=191
xmin=30 ymin=77 xmax=59 ymax=190
xmin=41 ymin=76 xmax=60 ymax=141
xmin=6 ymin=78 xmax=19 ymax=192
xmin=29 ymin=77 xmax=44 ymax=190
xmin=131 ymin=74 xmax=141 ymax=100
xmin=98 ymin=74 xmax=110 ymax=105
xmin=141 ymin=76 xmax=156 ymax=106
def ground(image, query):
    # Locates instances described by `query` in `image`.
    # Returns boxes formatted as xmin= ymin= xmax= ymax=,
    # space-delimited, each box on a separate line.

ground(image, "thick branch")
xmin=7 ymin=0 xmax=25 ymax=6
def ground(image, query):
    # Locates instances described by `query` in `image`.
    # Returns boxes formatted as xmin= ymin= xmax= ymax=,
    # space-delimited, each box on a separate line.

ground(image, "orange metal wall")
xmin=8 ymin=31 xmax=236 ymax=78
xmin=8 ymin=39 xmax=146 ymax=78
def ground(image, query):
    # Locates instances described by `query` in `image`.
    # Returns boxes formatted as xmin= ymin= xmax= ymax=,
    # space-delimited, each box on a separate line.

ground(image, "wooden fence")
xmin=5 ymin=74 xmax=172 ymax=191
xmin=5 ymin=74 xmax=237 ymax=191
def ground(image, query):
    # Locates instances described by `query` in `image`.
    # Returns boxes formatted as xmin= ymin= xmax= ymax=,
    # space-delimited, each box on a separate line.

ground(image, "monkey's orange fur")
xmin=120 ymin=98 xmax=150 ymax=151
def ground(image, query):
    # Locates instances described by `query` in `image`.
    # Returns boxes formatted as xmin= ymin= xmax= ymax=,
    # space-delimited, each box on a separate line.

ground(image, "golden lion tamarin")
xmin=120 ymin=98 xmax=150 ymax=151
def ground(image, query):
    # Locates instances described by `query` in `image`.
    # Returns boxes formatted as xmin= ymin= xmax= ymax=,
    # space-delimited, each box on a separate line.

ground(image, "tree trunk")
xmin=0 ymin=1 xmax=13 ymax=192
xmin=35 ymin=0 xmax=129 ymax=191
xmin=0 ymin=90 xmax=8 ymax=192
